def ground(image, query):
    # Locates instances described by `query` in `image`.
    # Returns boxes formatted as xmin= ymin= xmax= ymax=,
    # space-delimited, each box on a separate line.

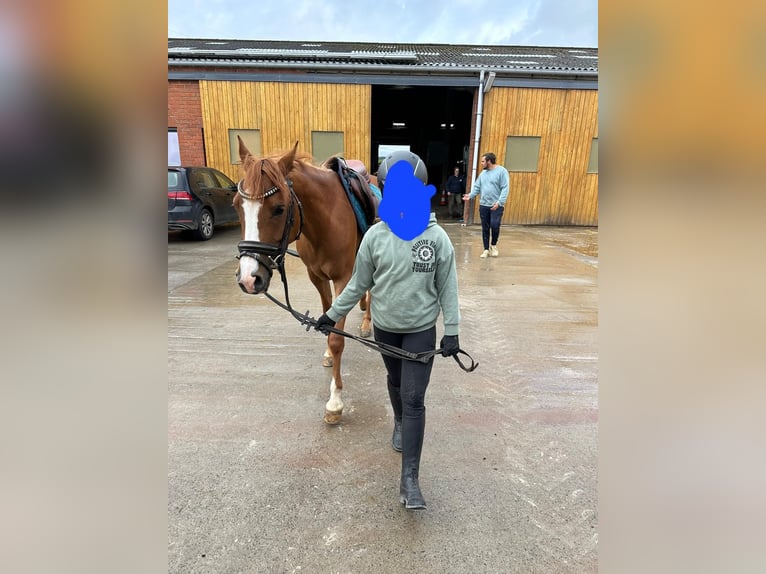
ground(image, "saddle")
xmin=324 ymin=156 xmax=379 ymax=234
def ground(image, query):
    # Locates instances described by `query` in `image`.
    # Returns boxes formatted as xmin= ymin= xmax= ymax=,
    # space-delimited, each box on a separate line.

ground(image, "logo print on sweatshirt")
xmin=411 ymin=240 xmax=436 ymax=273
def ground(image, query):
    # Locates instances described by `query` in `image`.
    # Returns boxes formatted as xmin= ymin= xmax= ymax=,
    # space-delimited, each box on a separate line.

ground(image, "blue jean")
xmin=479 ymin=204 xmax=504 ymax=249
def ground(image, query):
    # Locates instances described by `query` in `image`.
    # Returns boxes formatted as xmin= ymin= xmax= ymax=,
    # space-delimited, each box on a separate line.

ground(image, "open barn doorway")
xmin=371 ymin=85 xmax=473 ymax=218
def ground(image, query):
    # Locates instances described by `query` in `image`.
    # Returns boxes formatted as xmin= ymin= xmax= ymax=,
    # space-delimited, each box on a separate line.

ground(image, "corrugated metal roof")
xmin=168 ymin=38 xmax=597 ymax=76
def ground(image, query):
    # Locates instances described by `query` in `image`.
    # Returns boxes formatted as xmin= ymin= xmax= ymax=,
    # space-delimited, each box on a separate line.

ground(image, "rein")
xmin=244 ymin=251 xmax=478 ymax=372
xmin=236 ymin=173 xmax=477 ymax=372
xmin=264 ymin=278 xmax=478 ymax=372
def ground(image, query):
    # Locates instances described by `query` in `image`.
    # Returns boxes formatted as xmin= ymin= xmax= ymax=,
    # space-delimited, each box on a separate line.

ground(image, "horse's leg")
xmin=306 ymin=272 xmax=335 ymax=367
xmin=307 ymin=271 xmax=345 ymax=424
xmin=360 ymin=291 xmax=372 ymax=338
xmin=324 ymin=318 xmax=347 ymax=425
xmin=322 ymin=277 xmax=356 ymax=425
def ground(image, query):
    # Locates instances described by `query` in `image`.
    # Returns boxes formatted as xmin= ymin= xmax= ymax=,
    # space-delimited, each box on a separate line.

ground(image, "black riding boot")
xmin=399 ymin=410 xmax=427 ymax=510
xmin=387 ymin=380 xmax=403 ymax=452
xmin=391 ymin=418 xmax=402 ymax=452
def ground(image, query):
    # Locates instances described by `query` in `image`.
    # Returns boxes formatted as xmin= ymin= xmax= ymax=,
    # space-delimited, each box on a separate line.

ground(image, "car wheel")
xmin=193 ymin=208 xmax=214 ymax=240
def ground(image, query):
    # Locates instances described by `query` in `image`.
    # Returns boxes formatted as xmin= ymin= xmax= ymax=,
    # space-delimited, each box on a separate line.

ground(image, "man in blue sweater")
xmin=463 ymin=152 xmax=509 ymax=258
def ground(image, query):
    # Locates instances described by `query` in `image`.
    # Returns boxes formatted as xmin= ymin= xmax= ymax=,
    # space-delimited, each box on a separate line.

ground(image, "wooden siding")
xmin=475 ymin=87 xmax=598 ymax=226
xmin=198 ymin=81 xmax=371 ymax=183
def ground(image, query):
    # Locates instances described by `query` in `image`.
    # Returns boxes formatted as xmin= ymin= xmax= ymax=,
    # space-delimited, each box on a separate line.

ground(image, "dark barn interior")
xmin=371 ymin=85 xmax=474 ymax=192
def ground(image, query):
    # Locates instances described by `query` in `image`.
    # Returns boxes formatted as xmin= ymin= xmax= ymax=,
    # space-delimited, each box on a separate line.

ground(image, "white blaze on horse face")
xmin=238 ymin=198 xmax=262 ymax=291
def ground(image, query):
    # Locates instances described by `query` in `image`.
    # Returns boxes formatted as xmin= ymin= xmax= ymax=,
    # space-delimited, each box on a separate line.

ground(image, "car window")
xmin=168 ymin=170 xmax=183 ymax=190
xmin=191 ymin=169 xmax=216 ymax=191
xmin=212 ymin=170 xmax=235 ymax=188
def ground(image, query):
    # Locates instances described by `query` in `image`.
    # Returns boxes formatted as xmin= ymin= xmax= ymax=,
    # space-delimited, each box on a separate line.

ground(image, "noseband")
xmin=236 ymin=178 xmax=304 ymax=275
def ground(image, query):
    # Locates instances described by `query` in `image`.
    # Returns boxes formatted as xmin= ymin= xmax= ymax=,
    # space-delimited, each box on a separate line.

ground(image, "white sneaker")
xmin=490 ymin=245 xmax=499 ymax=257
xmin=480 ymin=249 xmax=490 ymax=258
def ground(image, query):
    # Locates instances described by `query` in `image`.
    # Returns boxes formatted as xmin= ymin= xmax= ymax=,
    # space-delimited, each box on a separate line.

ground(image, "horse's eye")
xmin=272 ymin=205 xmax=285 ymax=217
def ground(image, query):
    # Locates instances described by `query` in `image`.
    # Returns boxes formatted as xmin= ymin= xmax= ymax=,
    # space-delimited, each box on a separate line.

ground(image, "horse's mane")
xmin=291 ymin=152 xmax=324 ymax=174
xmin=241 ymin=148 xmax=316 ymax=199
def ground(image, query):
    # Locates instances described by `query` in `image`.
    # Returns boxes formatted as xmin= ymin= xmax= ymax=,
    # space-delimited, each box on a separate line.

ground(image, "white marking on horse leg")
xmin=322 ymin=348 xmax=333 ymax=367
xmin=325 ymin=377 xmax=343 ymax=414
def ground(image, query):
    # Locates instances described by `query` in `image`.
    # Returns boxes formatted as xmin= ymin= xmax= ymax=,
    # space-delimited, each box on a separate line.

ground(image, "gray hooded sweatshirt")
xmin=327 ymin=213 xmax=460 ymax=336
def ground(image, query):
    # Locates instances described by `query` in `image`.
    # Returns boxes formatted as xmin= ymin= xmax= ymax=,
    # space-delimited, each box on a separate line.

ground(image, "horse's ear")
xmin=238 ymin=135 xmax=251 ymax=163
xmin=278 ymin=141 xmax=300 ymax=174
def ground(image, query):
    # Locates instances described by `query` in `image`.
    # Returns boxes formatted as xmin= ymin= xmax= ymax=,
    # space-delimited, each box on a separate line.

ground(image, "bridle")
xmin=236 ymin=177 xmax=304 ymax=289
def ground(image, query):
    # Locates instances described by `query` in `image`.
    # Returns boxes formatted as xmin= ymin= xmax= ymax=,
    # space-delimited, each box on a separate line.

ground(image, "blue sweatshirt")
xmin=468 ymin=165 xmax=509 ymax=207
xmin=327 ymin=213 xmax=460 ymax=335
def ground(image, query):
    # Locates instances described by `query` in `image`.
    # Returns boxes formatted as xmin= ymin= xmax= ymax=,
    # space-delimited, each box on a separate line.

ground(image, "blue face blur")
xmin=377 ymin=160 xmax=436 ymax=241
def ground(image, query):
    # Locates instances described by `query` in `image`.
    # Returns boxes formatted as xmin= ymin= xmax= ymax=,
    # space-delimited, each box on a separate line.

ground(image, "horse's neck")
xmin=291 ymin=166 xmax=353 ymax=243
xmin=290 ymin=165 xmax=333 ymax=209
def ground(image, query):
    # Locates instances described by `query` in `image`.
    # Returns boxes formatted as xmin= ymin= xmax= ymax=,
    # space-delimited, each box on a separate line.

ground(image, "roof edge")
xmin=167 ymin=57 xmax=597 ymax=78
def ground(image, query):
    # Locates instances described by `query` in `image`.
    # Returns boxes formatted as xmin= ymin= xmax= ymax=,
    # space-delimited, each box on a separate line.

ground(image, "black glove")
xmin=315 ymin=313 xmax=336 ymax=335
xmin=440 ymin=335 xmax=460 ymax=357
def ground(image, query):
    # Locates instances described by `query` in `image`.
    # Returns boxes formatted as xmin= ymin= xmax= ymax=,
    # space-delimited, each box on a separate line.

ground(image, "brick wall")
xmin=168 ymin=81 xmax=205 ymax=166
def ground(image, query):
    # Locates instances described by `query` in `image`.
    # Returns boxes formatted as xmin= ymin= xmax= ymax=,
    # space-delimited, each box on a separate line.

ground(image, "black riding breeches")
xmin=374 ymin=325 xmax=436 ymax=419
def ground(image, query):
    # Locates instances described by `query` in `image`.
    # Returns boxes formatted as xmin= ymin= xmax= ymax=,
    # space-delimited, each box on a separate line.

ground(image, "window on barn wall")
xmin=504 ymin=136 xmax=541 ymax=172
xmin=168 ymin=129 xmax=181 ymax=166
xmin=587 ymin=138 xmax=598 ymax=173
xmin=229 ymin=129 xmax=262 ymax=164
xmin=312 ymin=131 xmax=344 ymax=164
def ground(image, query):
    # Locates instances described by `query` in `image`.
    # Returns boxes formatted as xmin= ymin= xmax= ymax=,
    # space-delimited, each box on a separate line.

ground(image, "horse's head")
xmin=234 ymin=139 xmax=300 ymax=294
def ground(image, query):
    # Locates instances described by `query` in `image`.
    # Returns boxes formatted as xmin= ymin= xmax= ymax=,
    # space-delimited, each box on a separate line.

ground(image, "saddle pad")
xmin=326 ymin=157 xmax=378 ymax=234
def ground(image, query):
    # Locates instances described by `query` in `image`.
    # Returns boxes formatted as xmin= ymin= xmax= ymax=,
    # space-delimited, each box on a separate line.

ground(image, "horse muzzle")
xmin=236 ymin=261 xmax=273 ymax=294
xmin=236 ymin=241 xmax=279 ymax=294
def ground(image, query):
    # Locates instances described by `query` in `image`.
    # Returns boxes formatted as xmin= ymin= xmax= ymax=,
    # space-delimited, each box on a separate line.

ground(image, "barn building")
xmin=168 ymin=39 xmax=598 ymax=226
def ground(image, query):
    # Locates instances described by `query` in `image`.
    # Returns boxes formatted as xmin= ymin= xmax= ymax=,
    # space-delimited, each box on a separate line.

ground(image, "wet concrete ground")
xmin=168 ymin=218 xmax=598 ymax=573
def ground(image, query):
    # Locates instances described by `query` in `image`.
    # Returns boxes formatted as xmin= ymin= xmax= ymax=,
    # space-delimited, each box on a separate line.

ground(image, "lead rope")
xmin=261 ymin=258 xmax=478 ymax=372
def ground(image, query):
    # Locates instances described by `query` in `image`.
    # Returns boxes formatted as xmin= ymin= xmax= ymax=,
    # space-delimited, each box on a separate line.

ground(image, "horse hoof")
xmin=324 ymin=410 xmax=342 ymax=425
xmin=322 ymin=356 xmax=334 ymax=367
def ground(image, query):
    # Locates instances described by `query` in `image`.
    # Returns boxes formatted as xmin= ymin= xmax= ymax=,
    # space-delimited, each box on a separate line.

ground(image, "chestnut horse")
xmin=234 ymin=139 xmax=372 ymax=424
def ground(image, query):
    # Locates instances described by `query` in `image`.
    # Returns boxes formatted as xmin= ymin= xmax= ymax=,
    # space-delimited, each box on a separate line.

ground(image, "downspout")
xmin=466 ymin=70 xmax=485 ymax=225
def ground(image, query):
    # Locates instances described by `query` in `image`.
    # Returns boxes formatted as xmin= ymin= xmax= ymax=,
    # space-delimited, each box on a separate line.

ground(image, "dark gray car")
xmin=168 ymin=167 xmax=239 ymax=240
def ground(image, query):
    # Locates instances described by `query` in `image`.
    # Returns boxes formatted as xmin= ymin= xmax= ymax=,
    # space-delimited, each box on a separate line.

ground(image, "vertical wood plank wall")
xmin=477 ymin=87 xmax=598 ymax=226
xmin=194 ymin=79 xmax=597 ymax=226
xmin=199 ymin=81 xmax=371 ymax=183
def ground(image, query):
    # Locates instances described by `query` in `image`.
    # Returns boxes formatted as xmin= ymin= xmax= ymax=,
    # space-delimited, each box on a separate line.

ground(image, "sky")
xmin=168 ymin=0 xmax=597 ymax=48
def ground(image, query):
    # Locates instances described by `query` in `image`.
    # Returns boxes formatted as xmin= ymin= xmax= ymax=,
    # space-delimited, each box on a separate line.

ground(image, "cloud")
xmin=168 ymin=0 xmax=597 ymax=47
xmin=518 ymin=0 xmax=598 ymax=47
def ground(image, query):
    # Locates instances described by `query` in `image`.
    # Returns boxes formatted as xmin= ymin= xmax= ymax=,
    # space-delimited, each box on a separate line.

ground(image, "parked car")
xmin=168 ymin=167 xmax=240 ymax=240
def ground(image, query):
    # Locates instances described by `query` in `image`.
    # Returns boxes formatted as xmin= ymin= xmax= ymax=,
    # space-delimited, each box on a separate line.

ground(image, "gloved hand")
xmin=440 ymin=335 xmax=460 ymax=357
xmin=315 ymin=313 xmax=336 ymax=335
